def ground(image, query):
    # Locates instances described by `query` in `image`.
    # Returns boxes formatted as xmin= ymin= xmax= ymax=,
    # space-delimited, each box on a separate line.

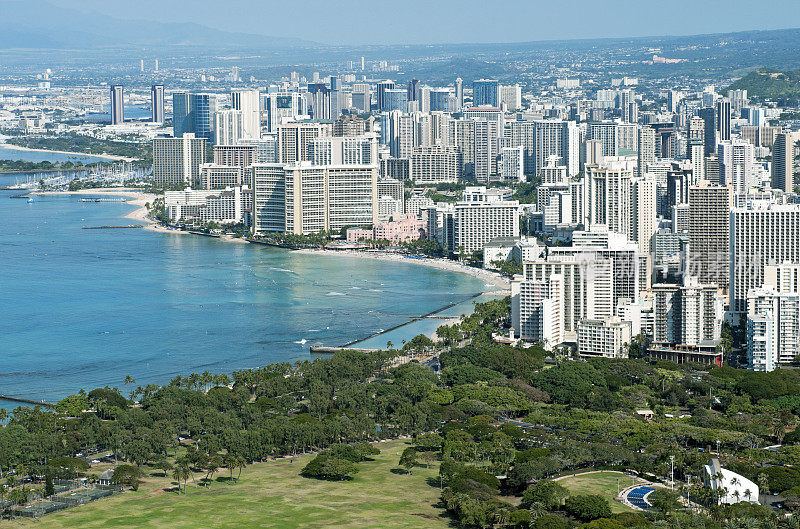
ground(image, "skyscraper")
xmin=698 ymin=107 xmax=717 ymax=156
xmin=172 ymin=92 xmax=218 ymax=141
xmin=454 ymin=77 xmax=464 ymax=110
xmin=687 ymin=182 xmax=732 ymax=293
xmin=638 ymin=126 xmax=656 ymax=177
xmin=231 ymin=89 xmax=261 ymax=140
xmin=772 ymin=132 xmax=799 ymax=193
xmin=472 ymin=79 xmax=499 ymax=107
xmin=172 ymin=92 xmax=192 ymax=137
xmin=150 ymin=84 xmax=165 ymax=124
xmin=407 ymin=79 xmax=422 ymax=102
xmin=110 ymin=85 xmax=124 ymax=125
xmin=730 ymin=204 xmax=800 ymax=314
xmin=717 ymin=140 xmax=755 ymax=194
xmin=191 ymin=93 xmax=218 ymax=142
xmin=715 ymin=98 xmax=732 ymax=143
xmin=152 ymin=133 xmax=207 ymax=186
xmin=376 ymin=80 xmax=395 ymax=111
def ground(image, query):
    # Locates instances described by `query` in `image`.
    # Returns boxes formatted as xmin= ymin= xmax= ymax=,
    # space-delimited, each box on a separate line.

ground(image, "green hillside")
xmin=726 ymin=68 xmax=800 ymax=102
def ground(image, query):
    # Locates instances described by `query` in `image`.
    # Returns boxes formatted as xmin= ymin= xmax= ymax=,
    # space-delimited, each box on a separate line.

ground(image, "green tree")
xmin=564 ymin=494 xmax=612 ymax=522
xmin=399 ymin=447 xmax=417 ymax=474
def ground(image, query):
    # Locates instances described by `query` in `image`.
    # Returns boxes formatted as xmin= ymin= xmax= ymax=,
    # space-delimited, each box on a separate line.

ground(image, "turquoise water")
xmin=0 ymin=190 xmax=485 ymax=404
xmin=0 ymin=144 xmax=109 ymax=165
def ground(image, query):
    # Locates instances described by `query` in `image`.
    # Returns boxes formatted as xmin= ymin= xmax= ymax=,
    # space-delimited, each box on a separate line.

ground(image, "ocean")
xmin=0 ymin=189 xmax=487 ymax=405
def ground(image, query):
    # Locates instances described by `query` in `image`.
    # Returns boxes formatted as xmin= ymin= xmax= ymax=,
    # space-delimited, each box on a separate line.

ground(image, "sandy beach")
xmin=0 ymin=141 xmax=136 ymax=162
xmin=293 ymin=248 xmax=510 ymax=293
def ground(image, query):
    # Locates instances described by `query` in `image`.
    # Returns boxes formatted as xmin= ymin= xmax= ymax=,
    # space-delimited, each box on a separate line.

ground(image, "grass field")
xmin=10 ymin=440 xmax=451 ymax=529
xmin=555 ymin=471 xmax=643 ymax=513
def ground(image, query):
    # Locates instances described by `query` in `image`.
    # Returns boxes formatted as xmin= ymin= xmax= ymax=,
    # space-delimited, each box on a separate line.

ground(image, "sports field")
xmin=10 ymin=439 xmax=450 ymax=529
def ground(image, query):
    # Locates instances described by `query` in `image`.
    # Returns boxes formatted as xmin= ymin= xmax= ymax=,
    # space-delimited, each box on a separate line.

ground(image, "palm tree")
xmin=744 ymin=488 xmax=752 ymax=502
xmin=234 ymin=456 xmax=246 ymax=484
xmin=204 ymin=457 xmax=220 ymax=488
xmin=172 ymin=460 xmax=190 ymax=494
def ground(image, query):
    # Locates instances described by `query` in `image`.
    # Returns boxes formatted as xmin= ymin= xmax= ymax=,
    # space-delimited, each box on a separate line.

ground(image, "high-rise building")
xmin=499 ymin=84 xmax=522 ymax=112
xmin=110 ymin=85 xmax=124 ymax=125
xmin=511 ymin=273 xmax=564 ymax=345
xmin=698 ymin=107 xmax=717 ymax=156
xmin=409 ymin=147 xmax=462 ymax=183
xmin=277 ymin=121 xmax=332 ymax=164
xmin=454 ymin=77 xmax=464 ymax=111
xmin=376 ymin=80 xmax=395 ymax=111
xmin=407 ymin=79 xmax=422 ymax=102
xmin=171 ymin=92 xmax=218 ymax=142
xmin=729 ymin=89 xmax=748 ymax=116
xmin=637 ymin=126 xmax=656 ymax=177
xmin=686 ymin=182 xmax=733 ymax=293
xmin=231 ymin=89 xmax=261 ymax=140
xmin=172 ymin=92 xmax=192 ymax=137
xmin=214 ymin=109 xmax=244 ymax=146
xmin=517 ymin=257 xmax=614 ymax=341
xmin=454 ymin=187 xmax=519 ymax=254
xmin=715 ymin=98 xmax=732 ymax=143
xmin=747 ymin=286 xmax=800 ymax=371
xmin=651 ymin=276 xmax=724 ymax=365
xmin=632 ymin=176 xmax=657 ymax=255
xmin=448 ymin=118 xmax=475 ymax=176
xmin=508 ymin=120 xmax=579 ymax=178
xmin=730 ymin=203 xmax=800 ymax=314
xmin=152 ymin=134 xmax=207 ymax=187
xmin=263 ymin=92 xmax=307 ymax=133
xmin=583 ymin=161 xmax=634 ymax=238
xmin=383 ymin=89 xmax=408 ymax=112
xmin=309 ymin=134 xmax=377 ymax=166
xmin=200 ymin=163 xmax=243 ymax=189
xmin=772 ymin=132 xmax=799 ymax=193
xmin=213 ymin=144 xmax=257 ymax=171
xmin=472 ymin=79 xmax=499 ymax=107
xmin=473 ymin=119 xmax=500 ymax=183
xmin=501 ymin=146 xmax=525 ymax=182
xmin=429 ymin=88 xmax=451 ymax=112
xmin=717 ymin=140 xmax=755 ymax=194
xmin=150 ymin=84 xmax=165 ymax=124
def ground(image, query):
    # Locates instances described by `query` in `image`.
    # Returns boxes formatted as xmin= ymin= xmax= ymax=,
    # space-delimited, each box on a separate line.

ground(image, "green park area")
xmin=555 ymin=471 xmax=645 ymax=514
xmin=9 ymin=439 xmax=450 ymax=529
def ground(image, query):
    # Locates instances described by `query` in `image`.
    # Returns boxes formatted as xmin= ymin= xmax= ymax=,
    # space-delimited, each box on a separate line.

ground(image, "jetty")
xmin=0 ymin=394 xmax=55 ymax=407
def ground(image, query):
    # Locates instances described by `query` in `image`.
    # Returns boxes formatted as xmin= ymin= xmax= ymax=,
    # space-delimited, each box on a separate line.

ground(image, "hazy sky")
xmin=47 ymin=0 xmax=800 ymax=45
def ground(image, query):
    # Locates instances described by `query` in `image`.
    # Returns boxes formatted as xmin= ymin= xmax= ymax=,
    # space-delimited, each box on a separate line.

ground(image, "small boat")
xmin=26 ymin=197 xmax=35 ymax=203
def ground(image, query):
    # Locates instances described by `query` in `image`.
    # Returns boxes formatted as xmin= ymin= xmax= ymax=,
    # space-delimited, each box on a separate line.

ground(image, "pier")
xmin=336 ymin=292 xmax=483 ymax=349
xmin=0 ymin=394 xmax=55 ymax=407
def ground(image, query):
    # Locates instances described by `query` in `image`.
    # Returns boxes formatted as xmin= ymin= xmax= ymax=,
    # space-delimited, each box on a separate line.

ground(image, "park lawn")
xmin=555 ymin=471 xmax=643 ymax=513
xmin=11 ymin=439 xmax=451 ymax=529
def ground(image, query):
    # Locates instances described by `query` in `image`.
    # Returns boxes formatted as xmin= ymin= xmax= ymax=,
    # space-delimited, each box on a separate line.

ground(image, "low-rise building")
xmin=577 ymin=317 xmax=632 ymax=358
xmin=165 ymin=186 xmax=248 ymax=225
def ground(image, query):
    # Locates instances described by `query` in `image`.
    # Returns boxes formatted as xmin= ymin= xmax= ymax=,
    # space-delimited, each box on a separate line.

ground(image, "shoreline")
xmin=292 ymin=248 xmax=510 ymax=293
xmin=30 ymin=188 xmax=508 ymax=345
xmin=0 ymin=141 xmax=135 ymax=162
